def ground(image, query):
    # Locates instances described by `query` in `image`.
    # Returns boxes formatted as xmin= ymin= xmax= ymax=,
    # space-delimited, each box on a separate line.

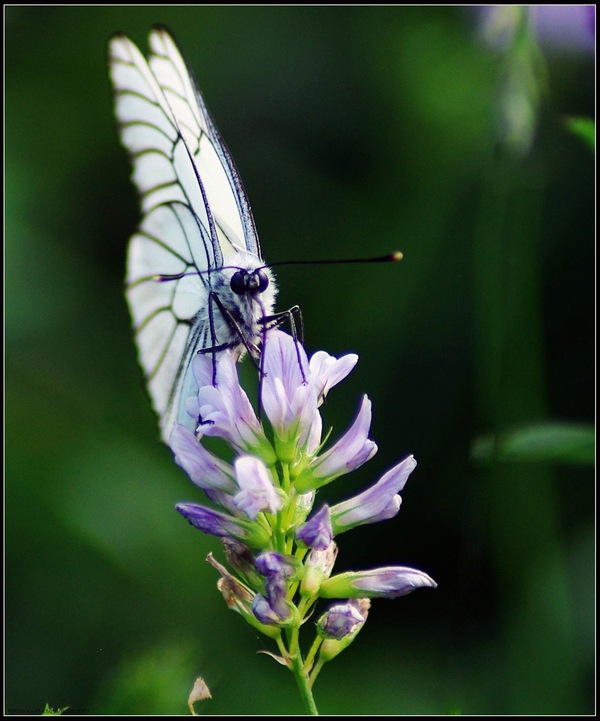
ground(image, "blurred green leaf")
xmin=565 ymin=116 xmax=595 ymax=152
xmin=91 ymin=640 xmax=198 ymax=715
xmin=471 ymin=422 xmax=595 ymax=465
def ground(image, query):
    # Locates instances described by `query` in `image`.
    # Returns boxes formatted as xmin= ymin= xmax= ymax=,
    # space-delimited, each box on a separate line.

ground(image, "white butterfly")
xmin=109 ymin=27 xmax=288 ymax=443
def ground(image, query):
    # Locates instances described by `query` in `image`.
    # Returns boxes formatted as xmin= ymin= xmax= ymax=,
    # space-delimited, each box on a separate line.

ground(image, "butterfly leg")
xmin=261 ymin=304 xmax=304 ymax=345
xmin=259 ymin=305 xmax=307 ymax=389
xmin=202 ymin=291 xmax=263 ymax=381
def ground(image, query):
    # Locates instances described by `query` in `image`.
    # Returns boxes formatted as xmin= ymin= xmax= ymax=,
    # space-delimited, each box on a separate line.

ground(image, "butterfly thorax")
xmin=208 ymin=250 xmax=277 ymax=355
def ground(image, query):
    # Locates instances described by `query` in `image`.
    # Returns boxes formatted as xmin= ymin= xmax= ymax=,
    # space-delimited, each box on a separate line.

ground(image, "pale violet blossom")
xmin=261 ymin=330 xmax=319 ymax=457
xmin=189 ymin=350 xmax=273 ymax=459
xmin=317 ymin=598 xmax=369 ymax=640
xmin=295 ymin=395 xmax=378 ymax=491
xmin=175 ymin=502 xmax=270 ymax=548
xmin=296 ymin=504 xmax=333 ymax=550
xmin=309 ymin=349 xmax=358 ymax=405
xmin=170 ymin=424 xmax=236 ymax=492
xmin=330 ymin=455 xmax=417 ymax=534
xmin=233 ymin=456 xmax=284 ymax=520
xmin=319 ymin=566 xmax=437 ymax=600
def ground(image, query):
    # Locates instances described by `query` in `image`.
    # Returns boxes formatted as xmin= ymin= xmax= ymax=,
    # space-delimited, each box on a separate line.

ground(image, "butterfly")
xmin=109 ymin=27 xmax=296 ymax=443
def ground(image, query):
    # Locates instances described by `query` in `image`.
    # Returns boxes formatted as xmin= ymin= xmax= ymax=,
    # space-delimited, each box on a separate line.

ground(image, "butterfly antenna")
xmin=263 ymin=251 xmax=403 ymax=271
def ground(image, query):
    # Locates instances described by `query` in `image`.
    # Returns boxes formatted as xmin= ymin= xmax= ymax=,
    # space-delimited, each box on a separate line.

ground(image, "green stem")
xmin=308 ymin=657 xmax=326 ymax=690
xmin=290 ymin=649 xmax=319 ymax=715
xmin=303 ymin=635 xmax=323 ymax=674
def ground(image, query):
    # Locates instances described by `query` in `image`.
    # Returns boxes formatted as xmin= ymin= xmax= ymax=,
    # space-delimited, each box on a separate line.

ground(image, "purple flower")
xmin=252 ymin=569 xmax=296 ymax=625
xmin=477 ymin=6 xmax=595 ymax=54
xmin=295 ymin=395 xmax=377 ymax=491
xmin=232 ymin=455 xmax=284 ymax=521
xmin=260 ymin=331 xmax=363 ymax=460
xmin=528 ymin=6 xmax=595 ymax=54
xmin=176 ymin=502 xmax=269 ymax=547
xmin=168 ymin=325 xmax=436 ymax=683
xmin=255 ymin=552 xmax=297 ymax=578
xmin=309 ymin=349 xmax=358 ymax=405
xmin=319 ymin=566 xmax=437 ymax=600
xmin=330 ymin=455 xmax=416 ymax=534
xmin=296 ymin=505 xmax=333 ymax=550
xmin=261 ymin=331 xmax=319 ymax=456
xmin=169 ymin=424 xmax=236 ymax=492
xmin=317 ymin=599 xmax=370 ymax=640
xmin=190 ymin=351 xmax=273 ymax=459
xmin=252 ymin=592 xmax=291 ymax=625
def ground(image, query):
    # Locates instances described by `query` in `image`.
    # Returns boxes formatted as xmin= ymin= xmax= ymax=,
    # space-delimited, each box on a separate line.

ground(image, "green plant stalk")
xmin=289 ymin=645 xmax=319 ymax=715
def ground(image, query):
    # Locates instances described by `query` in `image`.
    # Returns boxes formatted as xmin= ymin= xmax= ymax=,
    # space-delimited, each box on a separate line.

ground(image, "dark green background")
xmin=5 ymin=5 xmax=594 ymax=715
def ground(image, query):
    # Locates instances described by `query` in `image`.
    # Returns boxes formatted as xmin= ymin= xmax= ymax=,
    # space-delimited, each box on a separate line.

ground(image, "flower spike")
xmin=172 ymin=330 xmax=436 ymax=711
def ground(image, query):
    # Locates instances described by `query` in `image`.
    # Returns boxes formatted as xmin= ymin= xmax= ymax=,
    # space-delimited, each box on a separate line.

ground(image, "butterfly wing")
xmin=109 ymin=27 xmax=262 ymax=442
xmin=147 ymin=28 xmax=260 ymax=259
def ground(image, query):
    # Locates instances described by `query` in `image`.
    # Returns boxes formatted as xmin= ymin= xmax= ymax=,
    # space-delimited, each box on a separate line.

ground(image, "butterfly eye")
xmin=230 ymin=270 xmax=249 ymax=295
xmin=255 ymin=269 xmax=270 ymax=294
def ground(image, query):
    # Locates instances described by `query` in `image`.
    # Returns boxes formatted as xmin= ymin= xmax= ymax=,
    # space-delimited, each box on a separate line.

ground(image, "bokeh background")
xmin=5 ymin=5 xmax=595 ymax=715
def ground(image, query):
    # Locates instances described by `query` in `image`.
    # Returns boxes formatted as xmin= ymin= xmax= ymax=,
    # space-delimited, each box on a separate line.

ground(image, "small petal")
xmin=255 ymin=552 xmax=297 ymax=578
xmin=192 ymin=351 xmax=272 ymax=458
xmin=319 ymin=566 xmax=437 ymax=600
xmin=251 ymin=588 xmax=294 ymax=626
xmin=252 ymin=593 xmax=285 ymax=625
xmin=303 ymin=407 xmax=323 ymax=456
xmin=169 ymin=424 xmax=236 ymax=492
xmin=309 ymin=350 xmax=358 ymax=404
xmin=264 ymin=574 xmax=291 ymax=618
xmin=330 ymin=455 xmax=416 ymax=533
xmin=296 ymin=505 xmax=333 ymax=550
xmin=261 ymin=331 xmax=319 ymax=457
xmin=264 ymin=330 xmax=309 ymax=403
xmin=233 ymin=456 xmax=284 ymax=521
xmin=295 ymin=396 xmax=377 ymax=492
xmin=176 ymin=502 xmax=269 ymax=547
xmin=369 ymin=494 xmax=402 ymax=524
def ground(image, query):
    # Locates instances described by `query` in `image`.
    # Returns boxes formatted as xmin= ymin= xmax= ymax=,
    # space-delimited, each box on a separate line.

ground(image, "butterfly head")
xmin=220 ymin=248 xmax=277 ymax=310
xmin=230 ymin=267 xmax=270 ymax=296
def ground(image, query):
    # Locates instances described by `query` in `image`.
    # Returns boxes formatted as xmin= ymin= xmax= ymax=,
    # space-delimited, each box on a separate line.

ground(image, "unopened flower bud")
xmin=318 ymin=599 xmax=371 ymax=662
xmin=300 ymin=541 xmax=338 ymax=597
xmin=296 ymin=505 xmax=333 ymax=550
xmin=317 ymin=599 xmax=369 ymax=640
xmin=255 ymin=552 xmax=298 ymax=578
xmin=330 ymin=455 xmax=416 ymax=534
xmin=319 ymin=566 xmax=437 ymax=599
xmin=176 ymin=502 xmax=271 ymax=548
